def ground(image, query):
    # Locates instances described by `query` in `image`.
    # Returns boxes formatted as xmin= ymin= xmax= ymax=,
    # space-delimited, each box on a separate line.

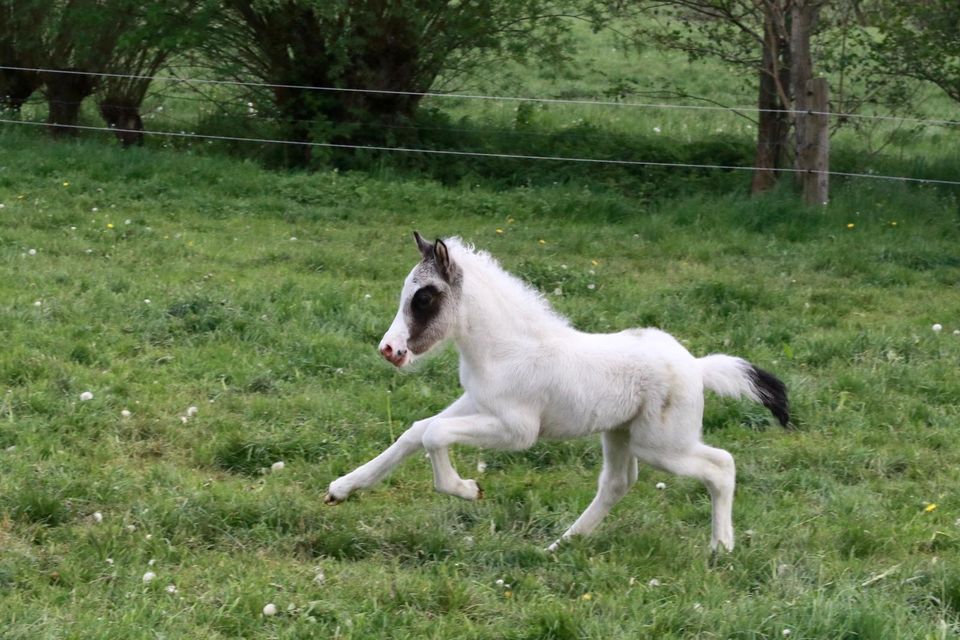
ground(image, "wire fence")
xmin=3 ymin=117 xmax=958 ymax=187
xmin=3 ymin=66 xmax=959 ymax=187
xmin=4 ymin=65 xmax=960 ymax=128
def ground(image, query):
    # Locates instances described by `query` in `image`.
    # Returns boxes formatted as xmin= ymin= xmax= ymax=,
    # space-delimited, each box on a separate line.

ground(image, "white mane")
xmin=443 ymin=236 xmax=571 ymax=332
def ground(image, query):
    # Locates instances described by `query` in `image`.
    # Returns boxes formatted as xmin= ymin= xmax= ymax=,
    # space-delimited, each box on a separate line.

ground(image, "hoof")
xmin=323 ymin=492 xmax=343 ymax=506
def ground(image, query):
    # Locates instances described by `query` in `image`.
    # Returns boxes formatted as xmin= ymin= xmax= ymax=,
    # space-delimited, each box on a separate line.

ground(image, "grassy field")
xmin=1 ymin=123 xmax=960 ymax=638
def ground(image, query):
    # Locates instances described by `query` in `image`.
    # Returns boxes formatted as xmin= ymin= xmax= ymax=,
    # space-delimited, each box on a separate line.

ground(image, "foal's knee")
xmin=420 ymin=423 xmax=446 ymax=452
xmin=702 ymin=447 xmax=735 ymax=492
xmin=598 ymin=471 xmax=631 ymax=501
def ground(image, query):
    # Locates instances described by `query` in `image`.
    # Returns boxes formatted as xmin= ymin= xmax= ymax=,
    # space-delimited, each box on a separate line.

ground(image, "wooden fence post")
xmin=800 ymin=77 xmax=829 ymax=206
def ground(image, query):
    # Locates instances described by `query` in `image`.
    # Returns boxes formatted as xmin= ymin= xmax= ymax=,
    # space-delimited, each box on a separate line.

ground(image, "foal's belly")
xmin=537 ymin=385 xmax=642 ymax=439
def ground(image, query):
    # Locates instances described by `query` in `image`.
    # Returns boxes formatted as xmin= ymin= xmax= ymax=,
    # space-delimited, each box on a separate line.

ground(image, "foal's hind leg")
xmin=547 ymin=428 xmax=634 ymax=552
xmin=635 ymin=443 xmax=736 ymax=551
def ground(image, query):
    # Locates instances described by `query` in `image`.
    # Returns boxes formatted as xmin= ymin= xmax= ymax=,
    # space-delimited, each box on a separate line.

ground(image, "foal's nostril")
xmin=381 ymin=344 xmax=393 ymax=358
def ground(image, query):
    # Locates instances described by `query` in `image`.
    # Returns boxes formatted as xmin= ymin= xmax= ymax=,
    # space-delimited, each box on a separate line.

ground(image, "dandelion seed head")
xmin=27 ymin=248 xmax=37 ymax=256
xmin=263 ymin=603 xmax=278 ymax=616
xmin=271 ymin=461 xmax=285 ymax=472
xmin=92 ymin=511 xmax=103 ymax=523
xmin=80 ymin=391 xmax=94 ymax=401
xmin=932 ymin=324 xmax=943 ymax=333
xmin=165 ymin=584 xmax=178 ymax=594
xmin=186 ymin=406 xmax=198 ymax=417
xmin=121 ymin=409 xmax=131 ymax=418
xmin=142 ymin=571 xmax=156 ymax=583
xmin=655 ymin=482 xmax=666 ymax=490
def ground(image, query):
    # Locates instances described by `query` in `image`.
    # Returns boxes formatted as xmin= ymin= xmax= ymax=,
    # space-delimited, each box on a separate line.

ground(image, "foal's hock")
xmin=325 ymin=232 xmax=790 ymax=552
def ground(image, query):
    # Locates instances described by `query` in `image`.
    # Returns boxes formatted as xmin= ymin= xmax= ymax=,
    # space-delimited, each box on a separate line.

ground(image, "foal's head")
xmin=378 ymin=232 xmax=462 ymax=367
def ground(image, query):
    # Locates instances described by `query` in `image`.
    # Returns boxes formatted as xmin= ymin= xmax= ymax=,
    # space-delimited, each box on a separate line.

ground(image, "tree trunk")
xmin=98 ymin=96 xmax=144 ymax=147
xmin=752 ymin=3 xmax=790 ymax=194
xmin=790 ymin=0 xmax=816 ymax=177
xmin=0 ymin=68 xmax=42 ymax=111
xmin=43 ymin=70 xmax=95 ymax=137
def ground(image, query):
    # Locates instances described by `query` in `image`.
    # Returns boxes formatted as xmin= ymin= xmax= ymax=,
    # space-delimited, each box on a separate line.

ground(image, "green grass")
xmin=1 ymin=126 xmax=960 ymax=638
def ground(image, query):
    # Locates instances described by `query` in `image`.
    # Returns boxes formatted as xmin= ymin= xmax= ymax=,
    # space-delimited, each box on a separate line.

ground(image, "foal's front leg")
xmin=421 ymin=412 xmax=537 ymax=501
xmin=324 ymin=394 xmax=476 ymax=504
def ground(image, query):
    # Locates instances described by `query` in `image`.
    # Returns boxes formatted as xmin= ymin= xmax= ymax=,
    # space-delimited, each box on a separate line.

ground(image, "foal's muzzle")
xmin=379 ymin=343 xmax=408 ymax=367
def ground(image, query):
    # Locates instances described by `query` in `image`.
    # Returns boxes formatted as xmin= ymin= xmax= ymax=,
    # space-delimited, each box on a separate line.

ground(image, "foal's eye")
xmin=411 ymin=287 xmax=437 ymax=312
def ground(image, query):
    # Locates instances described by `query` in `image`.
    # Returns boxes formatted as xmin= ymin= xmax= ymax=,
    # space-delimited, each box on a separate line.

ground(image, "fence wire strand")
xmin=2 ymin=117 xmax=958 ymax=186
xmin=3 ymin=65 xmax=960 ymax=128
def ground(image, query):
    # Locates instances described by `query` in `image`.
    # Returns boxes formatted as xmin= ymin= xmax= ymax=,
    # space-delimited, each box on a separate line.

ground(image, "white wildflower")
xmin=142 ymin=571 xmax=156 ymax=583
xmin=932 ymin=323 xmax=943 ymax=333
xmin=92 ymin=511 xmax=103 ymax=523
xmin=262 ymin=603 xmax=278 ymax=617
xmin=80 ymin=391 xmax=94 ymax=401
xmin=271 ymin=461 xmax=285 ymax=472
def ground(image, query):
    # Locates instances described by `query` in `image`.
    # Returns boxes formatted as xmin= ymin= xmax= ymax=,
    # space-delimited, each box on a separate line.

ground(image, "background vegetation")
xmin=2 ymin=1 xmax=960 ymax=638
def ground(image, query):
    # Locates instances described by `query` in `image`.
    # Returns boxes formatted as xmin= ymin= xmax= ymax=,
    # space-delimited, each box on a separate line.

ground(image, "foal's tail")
xmin=698 ymin=354 xmax=790 ymax=427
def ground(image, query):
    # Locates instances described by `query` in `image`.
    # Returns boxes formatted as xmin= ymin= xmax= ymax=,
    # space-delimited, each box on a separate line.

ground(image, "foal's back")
xmin=517 ymin=326 xmax=702 ymax=440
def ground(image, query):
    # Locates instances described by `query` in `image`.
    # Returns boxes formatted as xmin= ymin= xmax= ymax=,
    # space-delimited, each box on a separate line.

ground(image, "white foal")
xmin=325 ymin=233 xmax=789 ymax=552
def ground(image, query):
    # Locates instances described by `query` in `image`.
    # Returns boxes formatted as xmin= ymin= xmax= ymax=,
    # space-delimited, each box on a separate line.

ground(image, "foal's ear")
xmin=434 ymin=238 xmax=454 ymax=279
xmin=413 ymin=230 xmax=434 ymax=260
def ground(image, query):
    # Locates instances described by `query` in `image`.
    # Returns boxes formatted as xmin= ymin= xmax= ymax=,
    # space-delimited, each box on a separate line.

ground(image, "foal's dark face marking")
xmin=403 ymin=233 xmax=462 ymax=355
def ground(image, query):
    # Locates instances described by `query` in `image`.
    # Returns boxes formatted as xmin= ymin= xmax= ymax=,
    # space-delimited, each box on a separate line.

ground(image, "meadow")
xmin=3 ymin=23 xmax=960 ymax=640
xmin=2 ymin=124 xmax=960 ymax=638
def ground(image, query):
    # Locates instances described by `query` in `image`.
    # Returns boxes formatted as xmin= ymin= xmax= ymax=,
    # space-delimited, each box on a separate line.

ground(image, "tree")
xmin=0 ymin=1 xmax=47 ymax=111
xmin=1 ymin=0 xmax=205 ymax=143
xmin=94 ymin=1 xmax=209 ymax=146
xmin=611 ymin=0 xmax=828 ymax=194
xmin=872 ymin=1 xmax=960 ymax=105
xmin=202 ymin=0 xmax=582 ymax=165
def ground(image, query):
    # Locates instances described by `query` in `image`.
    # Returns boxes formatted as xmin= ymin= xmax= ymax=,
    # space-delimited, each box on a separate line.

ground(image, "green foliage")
xmin=872 ymin=0 xmax=960 ymax=104
xmin=198 ymin=0 xmax=584 ymax=159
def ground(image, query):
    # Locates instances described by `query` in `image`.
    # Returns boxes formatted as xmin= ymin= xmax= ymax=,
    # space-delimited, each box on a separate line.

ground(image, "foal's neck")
xmin=453 ymin=263 xmax=569 ymax=369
